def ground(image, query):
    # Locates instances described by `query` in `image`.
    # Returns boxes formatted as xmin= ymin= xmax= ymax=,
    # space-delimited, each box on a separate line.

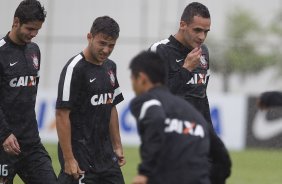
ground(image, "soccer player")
xmin=149 ymin=2 xmax=231 ymax=183
xmin=56 ymin=16 xmax=125 ymax=184
xmin=129 ymin=51 xmax=210 ymax=184
xmin=257 ymin=91 xmax=282 ymax=109
xmin=0 ymin=0 xmax=57 ymax=183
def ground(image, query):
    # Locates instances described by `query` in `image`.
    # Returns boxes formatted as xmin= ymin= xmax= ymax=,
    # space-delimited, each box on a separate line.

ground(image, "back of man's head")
xmin=129 ymin=51 xmax=167 ymax=85
xmin=90 ymin=16 xmax=120 ymax=39
xmin=14 ymin=0 xmax=46 ymax=24
xmin=181 ymin=2 xmax=210 ymax=24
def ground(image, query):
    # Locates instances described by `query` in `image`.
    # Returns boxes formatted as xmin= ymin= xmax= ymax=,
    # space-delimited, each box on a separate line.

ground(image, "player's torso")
xmin=72 ymin=59 xmax=116 ymax=110
xmin=0 ymin=38 xmax=41 ymax=145
xmin=68 ymin=59 xmax=118 ymax=170
xmin=70 ymin=59 xmax=117 ymax=138
xmin=153 ymin=88 xmax=208 ymax=138
xmin=134 ymin=88 xmax=210 ymax=176
xmin=0 ymin=38 xmax=40 ymax=114
xmin=160 ymin=40 xmax=210 ymax=98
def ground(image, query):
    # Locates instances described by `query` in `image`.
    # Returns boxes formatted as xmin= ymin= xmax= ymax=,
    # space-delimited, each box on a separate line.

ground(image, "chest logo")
xmin=90 ymin=78 xmax=96 ymax=83
xmin=200 ymin=55 xmax=208 ymax=69
xmin=176 ymin=58 xmax=184 ymax=63
xmin=91 ymin=93 xmax=113 ymax=106
xmin=9 ymin=76 xmax=38 ymax=87
xmin=31 ymin=54 xmax=39 ymax=70
xmin=10 ymin=62 xmax=18 ymax=66
xmin=108 ymin=70 xmax=115 ymax=87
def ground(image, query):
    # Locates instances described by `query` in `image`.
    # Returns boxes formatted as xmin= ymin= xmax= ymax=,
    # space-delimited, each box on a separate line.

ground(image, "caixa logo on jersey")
xmin=186 ymin=72 xmax=209 ymax=85
xmin=91 ymin=93 xmax=113 ymax=106
xmin=119 ymin=102 xmax=222 ymax=136
xmin=9 ymin=76 xmax=38 ymax=87
xmin=246 ymin=96 xmax=282 ymax=148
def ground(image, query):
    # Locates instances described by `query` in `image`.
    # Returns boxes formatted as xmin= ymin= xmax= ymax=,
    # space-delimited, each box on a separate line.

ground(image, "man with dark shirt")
xmin=258 ymin=91 xmax=282 ymax=108
xmin=130 ymin=51 xmax=210 ymax=184
xmin=149 ymin=2 xmax=231 ymax=183
xmin=56 ymin=16 xmax=125 ymax=184
xmin=0 ymin=0 xmax=57 ymax=183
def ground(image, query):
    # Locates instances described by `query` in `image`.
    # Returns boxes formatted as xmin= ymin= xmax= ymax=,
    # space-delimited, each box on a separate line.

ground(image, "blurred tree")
xmin=208 ymin=8 xmax=276 ymax=92
xmin=269 ymin=6 xmax=282 ymax=75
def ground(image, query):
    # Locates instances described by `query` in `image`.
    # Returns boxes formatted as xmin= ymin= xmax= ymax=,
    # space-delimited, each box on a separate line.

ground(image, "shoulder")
xmin=27 ymin=42 xmax=40 ymax=51
xmin=62 ymin=53 xmax=84 ymax=73
xmin=104 ymin=58 xmax=117 ymax=68
xmin=0 ymin=38 xmax=7 ymax=50
xmin=0 ymin=38 xmax=10 ymax=54
xmin=130 ymin=93 xmax=162 ymax=120
xmin=149 ymin=38 xmax=170 ymax=52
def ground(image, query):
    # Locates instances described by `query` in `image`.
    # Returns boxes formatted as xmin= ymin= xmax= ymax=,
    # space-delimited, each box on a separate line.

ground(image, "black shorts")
xmin=58 ymin=162 xmax=124 ymax=184
xmin=0 ymin=143 xmax=57 ymax=184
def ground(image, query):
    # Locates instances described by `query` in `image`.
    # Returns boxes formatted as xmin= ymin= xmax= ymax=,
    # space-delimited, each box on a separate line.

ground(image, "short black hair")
xmin=14 ymin=0 xmax=46 ymax=24
xmin=181 ymin=2 xmax=210 ymax=24
xmin=90 ymin=16 xmax=120 ymax=39
xmin=129 ymin=51 xmax=167 ymax=85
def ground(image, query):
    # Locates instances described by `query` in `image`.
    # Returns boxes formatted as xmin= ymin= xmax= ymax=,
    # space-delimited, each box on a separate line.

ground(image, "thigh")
xmin=17 ymin=145 xmax=57 ymax=184
xmin=58 ymin=163 xmax=124 ymax=184
xmin=0 ymin=149 xmax=18 ymax=184
xmin=58 ymin=170 xmax=98 ymax=184
xmin=99 ymin=163 xmax=125 ymax=184
xmin=57 ymin=170 xmax=78 ymax=184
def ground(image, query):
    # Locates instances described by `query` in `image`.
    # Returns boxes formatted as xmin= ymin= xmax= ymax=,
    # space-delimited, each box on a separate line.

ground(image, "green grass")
xmin=227 ymin=149 xmax=282 ymax=184
xmin=14 ymin=144 xmax=282 ymax=184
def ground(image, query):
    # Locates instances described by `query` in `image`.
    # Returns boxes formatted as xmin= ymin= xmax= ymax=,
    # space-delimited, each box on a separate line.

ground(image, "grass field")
xmin=14 ymin=144 xmax=282 ymax=184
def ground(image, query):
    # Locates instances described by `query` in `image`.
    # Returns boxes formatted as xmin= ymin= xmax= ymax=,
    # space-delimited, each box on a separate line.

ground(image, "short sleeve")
xmin=56 ymin=56 xmax=82 ymax=109
xmin=112 ymin=63 xmax=124 ymax=106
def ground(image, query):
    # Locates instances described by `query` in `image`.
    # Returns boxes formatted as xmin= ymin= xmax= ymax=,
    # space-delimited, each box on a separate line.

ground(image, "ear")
xmin=179 ymin=21 xmax=187 ymax=31
xmin=87 ymin=33 xmax=92 ymax=41
xmin=13 ymin=17 xmax=20 ymax=28
xmin=139 ymin=72 xmax=150 ymax=85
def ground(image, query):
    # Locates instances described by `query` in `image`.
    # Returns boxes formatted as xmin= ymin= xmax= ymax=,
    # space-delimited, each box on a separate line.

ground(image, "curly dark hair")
xmin=181 ymin=2 xmax=210 ymax=24
xmin=90 ymin=16 xmax=120 ymax=39
xmin=14 ymin=0 xmax=46 ymax=24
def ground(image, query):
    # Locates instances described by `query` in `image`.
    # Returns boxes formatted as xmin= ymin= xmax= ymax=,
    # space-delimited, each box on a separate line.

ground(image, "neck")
xmin=174 ymin=31 xmax=192 ymax=49
xmin=145 ymin=83 xmax=162 ymax=92
xmin=83 ymin=48 xmax=102 ymax=65
xmin=8 ymin=30 xmax=25 ymax=45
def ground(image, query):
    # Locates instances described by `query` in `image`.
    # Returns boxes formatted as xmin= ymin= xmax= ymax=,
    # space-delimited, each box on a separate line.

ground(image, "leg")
xmin=209 ymin=127 xmax=232 ymax=184
xmin=99 ymin=163 xmax=125 ymax=184
xmin=57 ymin=170 xmax=78 ymax=184
xmin=0 ymin=149 xmax=17 ymax=184
xmin=17 ymin=144 xmax=57 ymax=184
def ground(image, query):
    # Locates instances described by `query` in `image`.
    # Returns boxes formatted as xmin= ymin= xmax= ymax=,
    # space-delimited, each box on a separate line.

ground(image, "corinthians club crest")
xmin=200 ymin=55 xmax=208 ymax=69
xmin=108 ymin=70 xmax=115 ymax=87
xmin=31 ymin=54 xmax=39 ymax=70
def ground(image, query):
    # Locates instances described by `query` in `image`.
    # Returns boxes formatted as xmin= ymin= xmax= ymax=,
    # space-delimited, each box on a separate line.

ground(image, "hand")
xmin=183 ymin=47 xmax=202 ymax=72
xmin=132 ymin=175 xmax=148 ymax=184
xmin=115 ymin=148 xmax=126 ymax=167
xmin=64 ymin=158 xmax=85 ymax=179
xmin=3 ymin=134 xmax=21 ymax=155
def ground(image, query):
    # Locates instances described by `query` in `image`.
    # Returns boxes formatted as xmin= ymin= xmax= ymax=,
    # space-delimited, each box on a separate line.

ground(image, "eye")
xmin=108 ymin=44 xmax=115 ymax=49
xmin=194 ymin=28 xmax=202 ymax=33
xmin=99 ymin=41 xmax=107 ymax=46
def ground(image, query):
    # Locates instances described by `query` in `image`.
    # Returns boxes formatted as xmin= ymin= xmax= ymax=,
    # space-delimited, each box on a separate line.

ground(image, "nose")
xmin=30 ymin=30 xmax=39 ymax=37
xmin=199 ymin=31 xmax=206 ymax=41
xmin=102 ymin=46 xmax=112 ymax=54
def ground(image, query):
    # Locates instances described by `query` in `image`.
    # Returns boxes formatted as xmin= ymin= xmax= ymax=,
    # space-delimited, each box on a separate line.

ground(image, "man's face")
xmin=88 ymin=33 xmax=117 ymax=64
xmin=14 ymin=19 xmax=43 ymax=44
xmin=181 ymin=16 xmax=211 ymax=48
